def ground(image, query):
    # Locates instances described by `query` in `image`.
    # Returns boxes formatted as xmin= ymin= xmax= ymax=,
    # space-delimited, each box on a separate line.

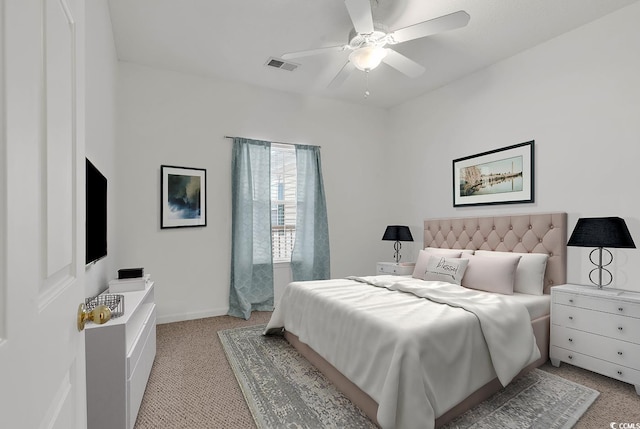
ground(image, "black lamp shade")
xmin=567 ymin=217 xmax=636 ymax=249
xmin=382 ymin=225 xmax=414 ymax=242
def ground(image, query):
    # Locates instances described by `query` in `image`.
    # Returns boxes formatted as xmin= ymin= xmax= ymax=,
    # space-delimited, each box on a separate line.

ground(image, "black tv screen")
xmin=86 ymin=158 xmax=107 ymax=264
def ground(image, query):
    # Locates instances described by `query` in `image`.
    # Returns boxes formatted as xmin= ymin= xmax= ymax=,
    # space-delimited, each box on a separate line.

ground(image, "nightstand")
xmin=376 ymin=262 xmax=414 ymax=276
xmin=550 ymin=284 xmax=640 ymax=395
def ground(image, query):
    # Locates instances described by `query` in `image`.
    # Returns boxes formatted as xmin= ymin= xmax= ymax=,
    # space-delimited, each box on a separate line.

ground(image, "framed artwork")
xmin=452 ymin=141 xmax=534 ymax=207
xmin=161 ymin=165 xmax=207 ymax=228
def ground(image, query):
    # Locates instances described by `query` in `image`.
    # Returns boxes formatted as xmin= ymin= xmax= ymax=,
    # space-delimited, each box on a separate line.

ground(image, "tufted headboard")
xmin=424 ymin=213 xmax=567 ymax=294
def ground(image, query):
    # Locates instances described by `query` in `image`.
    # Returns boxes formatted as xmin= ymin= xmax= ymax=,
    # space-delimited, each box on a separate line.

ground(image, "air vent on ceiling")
xmin=265 ymin=57 xmax=299 ymax=72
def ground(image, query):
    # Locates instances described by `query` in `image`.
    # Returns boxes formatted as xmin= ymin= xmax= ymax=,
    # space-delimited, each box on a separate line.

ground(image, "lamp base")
xmin=588 ymin=247 xmax=613 ymax=288
xmin=393 ymin=241 xmax=402 ymax=264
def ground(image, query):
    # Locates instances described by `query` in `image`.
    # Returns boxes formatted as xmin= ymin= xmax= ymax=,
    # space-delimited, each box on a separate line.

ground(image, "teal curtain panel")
xmin=228 ymin=138 xmax=274 ymax=319
xmin=291 ymin=145 xmax=331 ymax=281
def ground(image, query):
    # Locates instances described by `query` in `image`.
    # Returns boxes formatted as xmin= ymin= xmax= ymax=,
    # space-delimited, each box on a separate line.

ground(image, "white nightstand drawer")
xmin=376 ymin=262 xmax=414 ymax=276
xmin=551 ymin=325 xmax=640 ymax=370
xmin=554 ymin=290 xmax=640 ymax=319
xmin=550 ymin=346 xmax=640 ymax=386
xmin=553 ymin=304 xmax=640 ymax=344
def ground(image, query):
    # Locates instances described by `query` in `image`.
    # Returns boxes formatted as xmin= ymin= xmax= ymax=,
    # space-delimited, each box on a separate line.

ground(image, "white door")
xmin=0 ymin=0 xmax=87 ymax=428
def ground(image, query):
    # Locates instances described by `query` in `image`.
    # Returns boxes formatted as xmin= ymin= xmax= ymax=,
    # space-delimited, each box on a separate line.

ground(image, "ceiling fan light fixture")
xmin=349 ymin=46 xmax=387 ymax=71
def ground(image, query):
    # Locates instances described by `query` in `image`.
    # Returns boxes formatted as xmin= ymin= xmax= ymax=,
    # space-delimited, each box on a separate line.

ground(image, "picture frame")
xmin=452 ymin=141 xmax=534 ymax=207
xmin=161 ymin=165 xmax=207 ymax=228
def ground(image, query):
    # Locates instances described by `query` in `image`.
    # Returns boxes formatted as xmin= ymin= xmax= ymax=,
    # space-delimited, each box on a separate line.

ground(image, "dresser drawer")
xmin=551 ymin=325 xmax=640 ymax=370
xmin=550 ymin=346 xmax=640 ymax=386
xmin=127 ymin=305 xmax=156 ymax=378
xmin=127 ymin=324 xmax=156 ymax=429
xmin=554 ymin=291 xmax=640 ymax=319
xmin=553 ymin=304 xmax=640 ymax=344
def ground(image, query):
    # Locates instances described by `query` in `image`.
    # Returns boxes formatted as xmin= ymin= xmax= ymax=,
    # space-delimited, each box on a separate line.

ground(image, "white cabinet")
xmin=85 ymin=282 xmax=156 ymax=429
xmin=550 ymin=284 xmax=640 ymax=395
xmin=376 ymin=262 xmax=414 ymax=276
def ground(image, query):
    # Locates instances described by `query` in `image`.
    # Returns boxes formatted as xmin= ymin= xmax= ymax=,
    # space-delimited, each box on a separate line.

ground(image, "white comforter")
xmin=265 ymin=276 xmax=540 ymax=429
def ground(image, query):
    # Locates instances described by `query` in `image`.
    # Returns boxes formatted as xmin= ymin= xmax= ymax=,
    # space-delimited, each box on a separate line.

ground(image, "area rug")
xmin=218 ymin=324 xmax=599 ymax=429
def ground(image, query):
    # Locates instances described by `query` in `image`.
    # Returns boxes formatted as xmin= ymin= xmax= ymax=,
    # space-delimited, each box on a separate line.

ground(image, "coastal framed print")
xmin=161 ymin=165 xmax=207 ymax=228
xmin=453 ymin=141 xmax=534 ymax=207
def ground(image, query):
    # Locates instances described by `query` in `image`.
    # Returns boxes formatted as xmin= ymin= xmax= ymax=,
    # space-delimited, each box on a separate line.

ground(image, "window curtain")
xmin=228 ymin=138 xmax=274 ymax=319
xmin=291 ymin=145 xmax=330 ymax=281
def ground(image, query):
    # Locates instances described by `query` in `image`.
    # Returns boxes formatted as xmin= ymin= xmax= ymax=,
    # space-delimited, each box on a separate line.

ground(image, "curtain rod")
xmin=224 ymin=135 xmax=320 ymax=148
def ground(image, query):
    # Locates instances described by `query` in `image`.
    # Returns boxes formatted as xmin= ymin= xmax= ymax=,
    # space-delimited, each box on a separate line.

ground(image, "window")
xmin=271 ymin=144 xmax=297 ymax=262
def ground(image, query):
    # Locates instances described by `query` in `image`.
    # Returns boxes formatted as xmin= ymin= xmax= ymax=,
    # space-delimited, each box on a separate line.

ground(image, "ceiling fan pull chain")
xmin=364 ymin=70 xmax=370 ymax=98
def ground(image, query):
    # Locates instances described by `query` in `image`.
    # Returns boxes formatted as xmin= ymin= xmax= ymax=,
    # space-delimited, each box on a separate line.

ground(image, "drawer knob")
xmin=569 ymin=299 xmax=574 ymax=303
xmin=568 ymin=338 xmax=573 ymax=342
xmin=618 ymin=326 xmax=623 ymax=331
xmin=618 ymin=351 xmax=623 ymax=356
xmin=618 ymin=307 xmax=624 ymax=312
xmin=568 ymin=316 xmax=574 ymax=320
xmin=568 ymin=355 xmax=573 ymax=360
xmin=617 ymin=370 xmax=623 ymax=376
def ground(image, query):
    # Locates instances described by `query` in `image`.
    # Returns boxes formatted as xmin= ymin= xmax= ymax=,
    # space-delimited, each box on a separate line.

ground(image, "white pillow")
xmin=475 ymin=250 xmax=548 ymax=295
xmin=412 ymin=249 xmax=462 ymax=279
xmin=423 ymin=256 xmax=469 ymax=285
xmin=425 ymin=247 xmax=474 ymax=256
xmin=461 ymin=254 xmax=521 ymax=295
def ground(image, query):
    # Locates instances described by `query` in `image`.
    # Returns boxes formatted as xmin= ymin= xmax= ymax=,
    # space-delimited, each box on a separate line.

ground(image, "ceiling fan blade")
xmin=328 ymin=61 xmax=356 ymax=89
xmin=389 ymin=10 xmax=470 ymax=44
xmin=382 ymin=49 xmax=425 ymax=78
xmin=344 ymin=0 xmax=374 ymax=34
xmin=282 ymin=45 xmax=346 ymax=60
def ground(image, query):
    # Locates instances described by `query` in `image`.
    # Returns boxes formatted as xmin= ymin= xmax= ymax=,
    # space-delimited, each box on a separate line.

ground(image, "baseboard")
xmin=157 ymin=307 xmax=229 ymax=325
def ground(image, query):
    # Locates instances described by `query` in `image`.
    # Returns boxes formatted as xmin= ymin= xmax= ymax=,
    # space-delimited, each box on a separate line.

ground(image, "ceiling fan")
xmin=281 ymin=0 xmax=470 ymax=89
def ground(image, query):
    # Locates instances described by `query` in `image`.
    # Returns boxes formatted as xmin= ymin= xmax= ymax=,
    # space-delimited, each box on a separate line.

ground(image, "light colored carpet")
xmin=134 ymin=313 xmax=640 ymax=429
xmin=220 ymin=324 xmax=599 ymax=429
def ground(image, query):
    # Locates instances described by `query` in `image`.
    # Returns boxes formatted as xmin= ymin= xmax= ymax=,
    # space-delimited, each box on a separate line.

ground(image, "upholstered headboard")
xmin=424 ymin=213 xmax=567 ymax=294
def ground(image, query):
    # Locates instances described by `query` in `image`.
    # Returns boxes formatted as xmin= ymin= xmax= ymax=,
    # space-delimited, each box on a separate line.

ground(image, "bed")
xmin=265 ymin=212 xmax=567 ymax=428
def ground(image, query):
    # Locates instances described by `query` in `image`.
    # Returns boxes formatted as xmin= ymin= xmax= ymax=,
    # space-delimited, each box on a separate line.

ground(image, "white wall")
xmin=115 ymin=63 xmax=394 ymax=322
xmin=389 ymin=2 xmax=640 ymax=291
xmin=84 ymin=0 xmax=119 ymax=298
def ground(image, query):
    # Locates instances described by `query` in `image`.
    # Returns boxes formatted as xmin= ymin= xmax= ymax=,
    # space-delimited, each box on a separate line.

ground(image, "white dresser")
xmin=376 ymin=262 xmax=414 ymax=276
xmin=550 ymin=284 xmax=640 ymax=395
xmin=85 ymin=282 xmax=157 ymax=429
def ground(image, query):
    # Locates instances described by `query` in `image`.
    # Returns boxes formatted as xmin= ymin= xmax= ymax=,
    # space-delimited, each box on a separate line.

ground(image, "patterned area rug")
xmin=218 ymin=324 xmax=599 ymax=429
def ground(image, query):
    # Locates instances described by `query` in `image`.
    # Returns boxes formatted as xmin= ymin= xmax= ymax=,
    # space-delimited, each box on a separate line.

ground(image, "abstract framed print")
xmin=161 ymin=165 xmax=207 ymax=228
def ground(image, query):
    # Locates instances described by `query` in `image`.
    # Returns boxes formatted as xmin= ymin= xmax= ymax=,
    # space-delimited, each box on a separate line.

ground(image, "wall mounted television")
xmin=86 ymin=158 xmax=107 ymax=265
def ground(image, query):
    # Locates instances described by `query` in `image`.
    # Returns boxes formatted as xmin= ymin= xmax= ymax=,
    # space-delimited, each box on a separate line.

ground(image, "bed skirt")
xmin=284 ymin=314 xmax=550 ymax=428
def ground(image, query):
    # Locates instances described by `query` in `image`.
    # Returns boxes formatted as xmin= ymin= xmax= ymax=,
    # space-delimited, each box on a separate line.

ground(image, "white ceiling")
xmin=107 ymin=0 xmax=638 ymax=109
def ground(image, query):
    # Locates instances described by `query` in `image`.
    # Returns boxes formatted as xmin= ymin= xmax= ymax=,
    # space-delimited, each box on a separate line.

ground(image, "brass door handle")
xmin=77 ymin=303 xmax=111 ymax=331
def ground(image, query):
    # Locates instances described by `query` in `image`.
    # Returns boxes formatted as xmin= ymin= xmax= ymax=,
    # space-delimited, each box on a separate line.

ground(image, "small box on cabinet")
xmin=109 ymin=274 xmax=151 ymax=293
xmin=118 ymin=267 xmax=144 ymax=279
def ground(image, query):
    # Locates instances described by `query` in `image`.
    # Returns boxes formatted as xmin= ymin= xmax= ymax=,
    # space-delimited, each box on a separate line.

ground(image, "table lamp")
xmin=567 ymin=217 xmax=636 ymax=288
xmin=382 ymin=225 xmax=414 ymax=263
